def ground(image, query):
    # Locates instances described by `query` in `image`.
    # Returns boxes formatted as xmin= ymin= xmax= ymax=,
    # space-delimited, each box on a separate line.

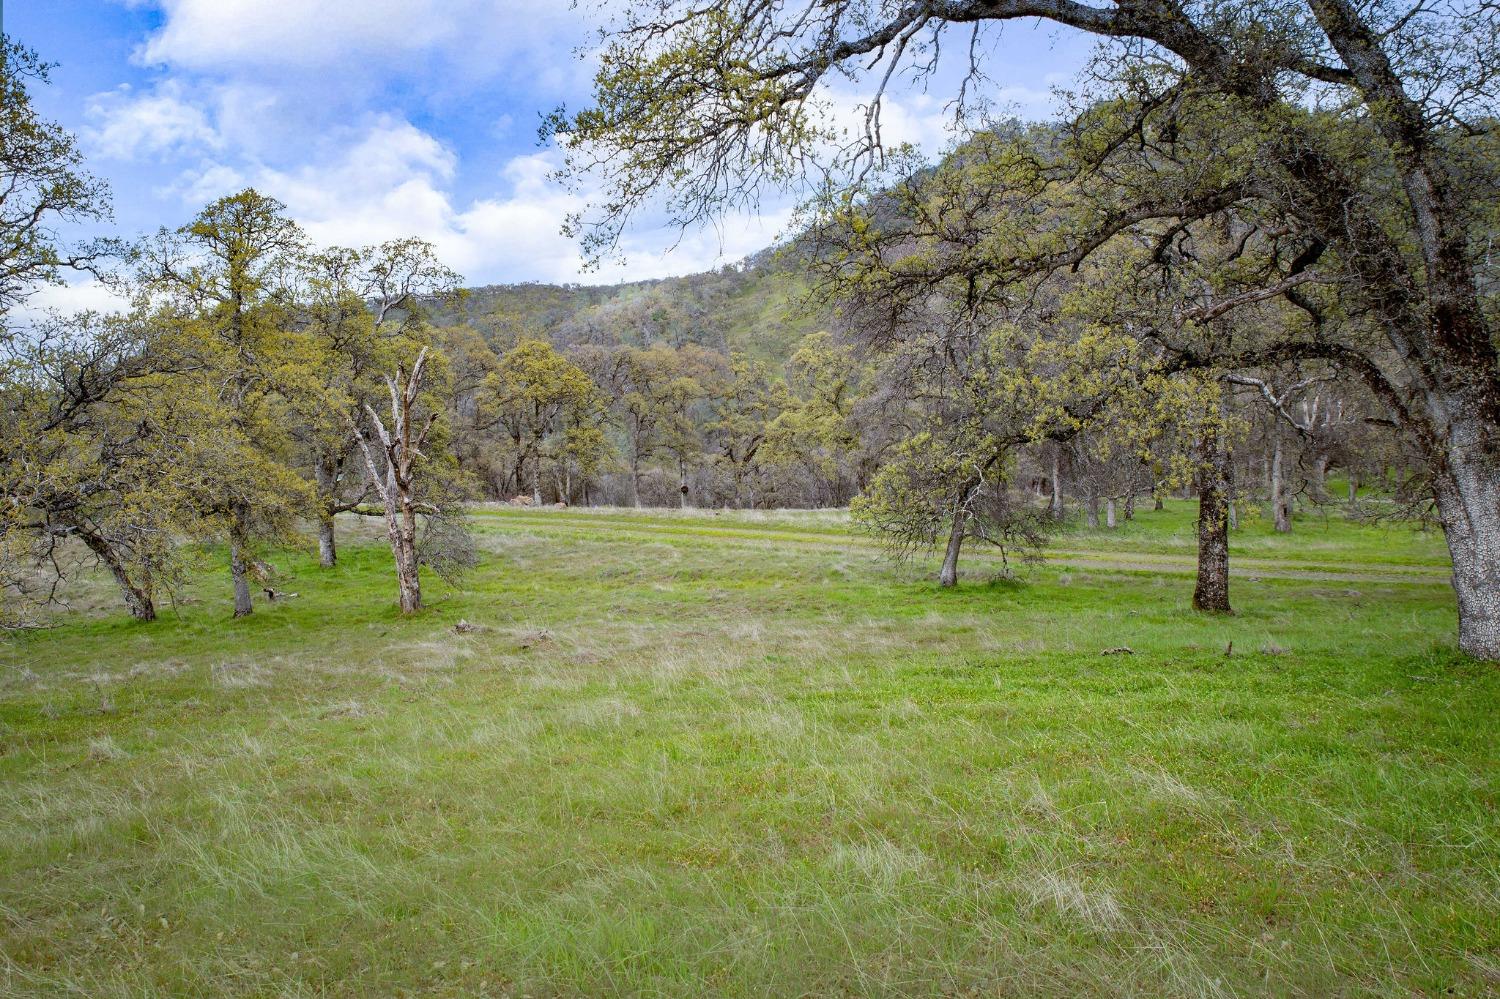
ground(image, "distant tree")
xmin=486 ymin=339 xmax=604 ymax=503
xmin=762 ymin=333 xmax=870 ymax=506
xmin=707 ymin=354 xmax=782 ymax=508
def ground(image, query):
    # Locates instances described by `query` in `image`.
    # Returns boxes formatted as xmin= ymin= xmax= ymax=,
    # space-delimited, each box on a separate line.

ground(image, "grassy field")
xmin=1 ymin=501 xmax=1495 ymax=997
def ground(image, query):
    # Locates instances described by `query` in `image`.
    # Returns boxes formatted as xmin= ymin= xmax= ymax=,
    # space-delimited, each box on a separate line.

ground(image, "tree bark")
xmin=229 ymin=511 xmax=254 ymax=618
xmin=317 ymin=511 xmax=337 ymax=568
xmin=1106 ymin=497 xmax=1117 ymax=529
xmin=939 ymin=478 xmax=979 ymax=588
xmin=1049 ymin=450 xmax=1064 ymax=521
xmin=1085 ymin=487 xmax=1099 ymax=529
xmin=74 ymin=524 xmax=155 ymax=622
xmin=1433 ymin=439 xmax=1500 ymax=659
xmin=314 ymin=455 xmax=339 ymax=567
xmin=1193 ymin=420 xmax=1233 ymax=614
xmin=1271 ymin=430 xmax=1291 ymax=533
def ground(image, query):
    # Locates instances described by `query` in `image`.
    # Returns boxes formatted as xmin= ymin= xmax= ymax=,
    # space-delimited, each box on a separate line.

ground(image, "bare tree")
xmin=352 ymin=347 xmax=441 ymax=614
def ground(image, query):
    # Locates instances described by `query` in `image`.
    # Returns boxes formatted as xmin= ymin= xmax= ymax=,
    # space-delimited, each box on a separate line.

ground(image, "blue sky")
xmin=11 ymin=1 xmax=1095 ymax=302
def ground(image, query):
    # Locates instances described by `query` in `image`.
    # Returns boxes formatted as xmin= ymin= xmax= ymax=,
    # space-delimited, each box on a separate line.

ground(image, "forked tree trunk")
xmin=229 ymin=511 xmax=254 ymax=618
xmin=1193 ymin=419 xmax=1232 ymax=614
xmin=75 ymin=525 xmax=156 ymax=622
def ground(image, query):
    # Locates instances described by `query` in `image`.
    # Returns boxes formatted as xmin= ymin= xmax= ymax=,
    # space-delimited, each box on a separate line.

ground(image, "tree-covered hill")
xmin=430 ymin=244 xmax=831 ymax=365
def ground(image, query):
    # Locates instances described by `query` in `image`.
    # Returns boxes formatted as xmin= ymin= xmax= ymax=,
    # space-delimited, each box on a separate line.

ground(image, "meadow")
xmin=1 ymin=501 xmax=1495 ymax=997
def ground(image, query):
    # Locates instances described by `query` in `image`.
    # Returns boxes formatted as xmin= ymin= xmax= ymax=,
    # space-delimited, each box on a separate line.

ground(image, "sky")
xmin=10 ymin=1 xmax=1096 ymax=308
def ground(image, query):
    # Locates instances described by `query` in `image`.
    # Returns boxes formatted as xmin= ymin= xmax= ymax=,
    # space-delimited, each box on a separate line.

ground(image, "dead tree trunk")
xmin=352 ymin=347 xmax=441 ymax=615
xmin=1193 ymin=416 xmax=1232 ymax=614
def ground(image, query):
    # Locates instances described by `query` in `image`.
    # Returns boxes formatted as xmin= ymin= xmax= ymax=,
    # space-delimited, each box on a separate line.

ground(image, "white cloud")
xmin=166 ymin=118 xmax=775 ymax=286
xmin=12 ymin=278 xmax=131 ymax=322
xmin=132 ymin=0 xmax=581 ymax=82
xmin=84 ymin=81 xmax=221 ymax=160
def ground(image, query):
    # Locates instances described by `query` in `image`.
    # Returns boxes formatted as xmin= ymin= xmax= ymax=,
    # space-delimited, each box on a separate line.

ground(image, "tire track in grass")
xmin=471 ymin=510 xmax=1452 ymax=586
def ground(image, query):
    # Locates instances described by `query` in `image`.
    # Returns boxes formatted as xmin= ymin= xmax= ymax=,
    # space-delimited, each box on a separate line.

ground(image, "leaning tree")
xmin=551 ymin=0 xmax=1500 ymax=658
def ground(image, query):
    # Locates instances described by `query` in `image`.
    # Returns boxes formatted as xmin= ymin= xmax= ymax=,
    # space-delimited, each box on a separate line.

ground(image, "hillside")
xmin=431 ymin=245 xmax=833 ymax=365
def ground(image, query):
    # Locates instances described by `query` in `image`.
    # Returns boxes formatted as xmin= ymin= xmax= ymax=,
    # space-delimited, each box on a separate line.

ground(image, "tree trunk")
xmin=396 ymin=502 xmax=422 ymax=615
xmin=939 ymin=478 xmax=978 ymax=588
xmin=1311 ymin=452 xmax=1330 ymax=499
xmin=1271 ymin=431 xmax=1291 ymax=533
xmin=75 ymin=525 xmax=155 ymax=622
xmin=1124 ymin=490 xmax=1135 ymax=521
xmin=1433 ymin=442 xmax=1500 ymax=659
xmin=1085 ymin=488 xmax=1099 ymax=529
xmin=1105 ymin=497 xmax=1117 ymax=529
xmin=1192 ymin=420 xmax=1232 ymax=614
xmin=314 ymin=456 xmax=339 ymax=567
xmin=317 ymin=510 xmax=337 ymax=568
xmin=1049 ymin=451 xmax=1064 ymax=521
xmin=1347 ymin=475 xmax=1357 ymax=502
xmin=229 ymin=512 xmax=254 ymax=618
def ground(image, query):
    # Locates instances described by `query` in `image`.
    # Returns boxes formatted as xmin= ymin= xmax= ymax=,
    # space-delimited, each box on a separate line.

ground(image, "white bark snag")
xmin=352 ymin=348 xmax=439 ymax=615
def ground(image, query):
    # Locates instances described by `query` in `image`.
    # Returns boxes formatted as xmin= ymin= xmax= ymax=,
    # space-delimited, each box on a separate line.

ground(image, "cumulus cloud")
xmin=84 ymin=81 xmax=221 ymax=160
xmin=132 ymin=0 xmax=582 ymax=84
xmin=167 ymin=118 xmax=783 ymax=286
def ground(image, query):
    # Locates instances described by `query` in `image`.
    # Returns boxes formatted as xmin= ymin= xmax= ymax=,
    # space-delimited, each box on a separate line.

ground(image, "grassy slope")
xmin=1 ymin=503 xmax=1495 ymax=997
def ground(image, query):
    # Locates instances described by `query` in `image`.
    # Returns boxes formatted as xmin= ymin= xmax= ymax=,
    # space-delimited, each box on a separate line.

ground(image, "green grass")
xmin=2 ymin=502 xmax=1495 ymax=997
